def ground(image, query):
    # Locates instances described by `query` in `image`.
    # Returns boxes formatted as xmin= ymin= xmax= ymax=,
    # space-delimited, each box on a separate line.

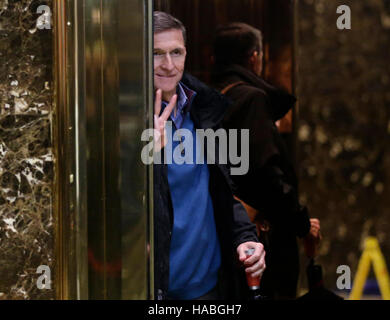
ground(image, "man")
xmin=212 ymin=23 xmax=321 ymax=299
xmin=152 ymin=12 xmax=265 ymax=300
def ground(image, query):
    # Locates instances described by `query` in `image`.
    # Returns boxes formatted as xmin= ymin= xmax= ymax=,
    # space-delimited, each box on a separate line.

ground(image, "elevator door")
xmin=56 ymin=0 xmax=154 ymax=299
xmin=84 ymin=0 xmax=154 ymax=300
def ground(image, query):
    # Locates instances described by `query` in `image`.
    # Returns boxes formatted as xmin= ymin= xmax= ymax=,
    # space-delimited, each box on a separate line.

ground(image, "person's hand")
xmin=237 ymin=241 xmax=266 ymax=279
xmin=154 ymin=89 xmax=177 ymax=152
xmin=303 ymin=218 xmax=321 ymax=258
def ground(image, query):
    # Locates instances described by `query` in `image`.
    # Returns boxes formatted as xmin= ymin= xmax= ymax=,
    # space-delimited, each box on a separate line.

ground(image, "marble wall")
xmin=0 ymin=0 xmax=55 ymax=299
xmin=296 ymin=0 xmax=390 ymax=292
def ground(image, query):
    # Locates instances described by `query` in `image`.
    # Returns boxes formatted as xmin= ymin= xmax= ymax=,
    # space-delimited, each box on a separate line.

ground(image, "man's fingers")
xmin=311 ymin=224 xmax=320 ymax=231
xmin=244 ymin=253 xmax=260 ymax=266
xmin=244 ymin=251 xmax=265 ymax=266
xmin=237 ymin=247 xmax=247 ymax=262
xmin=312 ymin=224 xmax=320 ymax=230
xmin=310 ymin=219 xmax=320 ymax=228
xmin=237 ymin=242 xmax=265 ymax=265
xmin=161 ymin=94 xmax=177 ymax=122
xmin=311 ymin=221 xmax=320 ymax=228
xmin=246 ymin=256 xmax=266 ymax=275
xmin=154 ymin=89 xmax=162 ymax=117
xmin=311 ymin=227 xmax=319 ymax=234
xmin=244 ymin=246 xmax=265 ymax=266
xmin=249 ymin=265 xmax=266 ymax=279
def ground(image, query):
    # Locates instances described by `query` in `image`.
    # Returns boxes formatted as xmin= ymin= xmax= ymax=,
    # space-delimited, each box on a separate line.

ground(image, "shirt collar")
xmin=176 ymin=81 xmax=196 ymax=114
xmin=161 ymin=82 xmax=197 ymax=129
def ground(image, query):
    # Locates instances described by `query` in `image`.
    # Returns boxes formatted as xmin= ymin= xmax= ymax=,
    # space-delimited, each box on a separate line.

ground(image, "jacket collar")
xmin=181 ymin=72 xmax=230 ymax=129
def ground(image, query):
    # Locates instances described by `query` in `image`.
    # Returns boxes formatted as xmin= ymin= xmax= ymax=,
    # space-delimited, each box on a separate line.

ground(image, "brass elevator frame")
xmin=53 ymin=0 xmax=153 ymax=299
xmin=53 ymin=0 xmax=89 ymax=300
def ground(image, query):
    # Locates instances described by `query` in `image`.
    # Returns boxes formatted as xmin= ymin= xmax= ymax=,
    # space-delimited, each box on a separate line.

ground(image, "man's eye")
xmin=154 ymin=51 xmax=164 ymax=56
xmin=171 ymin=50 xmax=182 ymax=56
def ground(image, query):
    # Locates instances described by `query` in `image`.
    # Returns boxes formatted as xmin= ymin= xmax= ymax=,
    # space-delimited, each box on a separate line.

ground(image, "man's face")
xmin=154 ymin=29 xmax=187 ymax=101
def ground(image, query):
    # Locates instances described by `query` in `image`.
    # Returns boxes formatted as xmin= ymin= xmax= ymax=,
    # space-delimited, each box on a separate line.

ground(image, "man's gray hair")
xmin=153 ymin=11 xmax=187 ymax=44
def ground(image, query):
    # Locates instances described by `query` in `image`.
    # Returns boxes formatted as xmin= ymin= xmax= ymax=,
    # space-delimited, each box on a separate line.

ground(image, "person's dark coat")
xmin=213 ymin=64 xmax=311 ymax=299
xmin=153 ymin=72 xmax=259 ymax=300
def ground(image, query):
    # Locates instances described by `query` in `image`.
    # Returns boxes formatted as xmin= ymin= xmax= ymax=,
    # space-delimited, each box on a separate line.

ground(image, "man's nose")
xmin=161 ymin=53 xmax=174 ymax=70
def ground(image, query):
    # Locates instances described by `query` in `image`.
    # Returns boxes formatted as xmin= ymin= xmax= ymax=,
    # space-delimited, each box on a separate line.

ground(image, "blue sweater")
xmin=165 ymin=86 xmax=221 ymax=300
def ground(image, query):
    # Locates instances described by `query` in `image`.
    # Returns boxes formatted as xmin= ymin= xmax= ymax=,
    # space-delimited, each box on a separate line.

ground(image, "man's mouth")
xmin=156 ymin=74 xmax=176 ymax=78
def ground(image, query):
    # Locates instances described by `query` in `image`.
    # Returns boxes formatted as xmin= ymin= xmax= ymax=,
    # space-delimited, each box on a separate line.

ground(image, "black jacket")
xmin=213 ymin=64 xmax=310 ymax=237
xmin=213 ymin=64 xmax=311 ymax=299
xmin=153 ymin=72 xmax=259 ymax=300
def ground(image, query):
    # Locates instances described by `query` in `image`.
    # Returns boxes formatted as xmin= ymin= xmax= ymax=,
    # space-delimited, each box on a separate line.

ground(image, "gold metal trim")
xmin=73 ymin=0 xmax=89 ymax=300
xmin=53 ymin=0 xmax=68 ymax=300
xmin=145 ymin=0 xmax=155 ymax=300
xmin=53 ymin=0 xmax=89 ymax=300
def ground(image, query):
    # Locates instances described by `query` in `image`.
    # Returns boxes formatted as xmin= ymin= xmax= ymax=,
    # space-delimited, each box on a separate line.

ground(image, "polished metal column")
xmin=114 ymin=0 xmax=154 ymax=300
xmin=83 ymin=0 xmax=153 ymax=299
xmin=53 ymin=0 xmax=89 ymax=300
xmin=53 ymin=0 xmax=153 ymax=299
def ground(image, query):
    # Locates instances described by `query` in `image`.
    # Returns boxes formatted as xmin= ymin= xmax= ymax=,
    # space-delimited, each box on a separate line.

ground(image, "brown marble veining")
xmin=0 ymin=0 xmax=54 ymax=299
xmin=296 ymin=0 xmax=390 ymax=293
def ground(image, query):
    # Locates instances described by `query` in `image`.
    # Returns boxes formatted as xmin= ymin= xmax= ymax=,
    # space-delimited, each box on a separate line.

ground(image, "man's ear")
xmin=249 ymin=50 xmax=263 ymax=76
xmin=248 ymin=51 xmax=259 ymax=69
xmin=250 ymin=51 xmax=259 ymax=62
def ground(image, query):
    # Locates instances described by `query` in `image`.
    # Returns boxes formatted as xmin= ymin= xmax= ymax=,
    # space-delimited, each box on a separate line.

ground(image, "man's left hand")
xmin=303 ymin=218 xmax=321 ymax=258
xmin=237 ymin=242 xmax=266 ymax=279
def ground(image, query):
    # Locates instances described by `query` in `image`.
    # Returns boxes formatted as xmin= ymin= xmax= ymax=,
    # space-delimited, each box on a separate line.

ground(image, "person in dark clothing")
xmin=211 ymin=22 xmax=321 ymax=300
xmin=152 ymin=12 xmax=266 ymax=300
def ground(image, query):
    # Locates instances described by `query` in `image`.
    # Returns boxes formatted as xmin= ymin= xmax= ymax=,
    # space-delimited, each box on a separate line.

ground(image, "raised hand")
xmin=153 ymin=89 xmax=177 ymax=153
